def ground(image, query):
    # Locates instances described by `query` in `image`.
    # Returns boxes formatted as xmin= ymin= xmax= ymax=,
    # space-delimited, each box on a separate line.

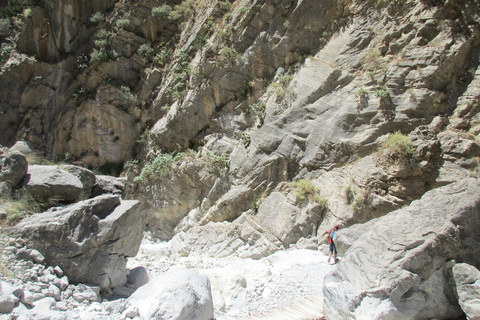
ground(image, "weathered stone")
xmin=22 ymin=165 xmax=83 ymax=205
xmin=255 ymin=191 xmax=325 ymax=245
xmin=452 ymin=263 xmax=480 ymax=320
xmin=91 ymin=175 xmax=126 ymax=198
xmin=0 ymin=151 xmax=28 ymax=186
xmin=128 ymin=268 xmax=214 ymax=320
xmin=171 ymin=213 xmax=283 ymax=259
xmin=323 ymin=179 xmax=480 ymax=320
xmin=61 ymin=165 xmax=96 ymax=200
xmin=9 ymin=195 xmax=144 ymax=290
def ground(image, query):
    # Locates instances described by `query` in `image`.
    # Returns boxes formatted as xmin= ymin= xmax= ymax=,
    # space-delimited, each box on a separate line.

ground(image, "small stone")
xmin=15 ymin=248 xmax=31 ymax=262
xmin=103 ymin=299 xmax=126 ymax=313
xmin=53 ymin=266 xmax=63 ymax=277
xmin=21 ymin=291 xmax=35 ymax=305
xmin=123 ymin=306 xmax=139 ymax=318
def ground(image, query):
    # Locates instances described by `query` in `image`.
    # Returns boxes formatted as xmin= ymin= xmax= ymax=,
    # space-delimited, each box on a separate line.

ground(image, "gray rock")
xmin=0 ymin=151 xmax=28 ymax=186
xmin=126 ymin=266 xmax=149 ymax=289
xmin=256 ymin=191 xmax=324 ymax=245
xmin=30 ymin=249 xmax=45 ymax=264
xmin=323 ymin=178 xmax=480 ymax=320
xmin=0 ymin=293 xmax=16 ymax=314
xmin=91 ymin=175 xmax=126 ymax=198
xmin=61 ymin=165 xmax=96 ymax=200
xmin=452 ymin=263 xmax=480 ymax=320
xmin=22 ymin=165 xmax=83 ymax=205
xmin=9 ymin=195 xmax=144 ymax=290
xmin=9 ymin=141 xmax=34 ymax=156
xmin=15 ymin=248 xmax=32 ymax=262
xmin=128 ymin=268 xmax=214 ymax=320
xmin=171 ymin=213 xmax=283 ymax=259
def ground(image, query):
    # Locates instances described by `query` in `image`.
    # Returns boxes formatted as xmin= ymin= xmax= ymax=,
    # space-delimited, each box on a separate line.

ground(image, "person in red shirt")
xmin=327 ymin=225 xmax=339 ymax=264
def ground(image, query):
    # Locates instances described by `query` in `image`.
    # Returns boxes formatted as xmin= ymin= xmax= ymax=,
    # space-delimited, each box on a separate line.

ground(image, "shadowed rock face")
xmin=323 ymin=178 xmax=480 ymax=320
xmin=9 ymin=194 xmax=144 ymax=291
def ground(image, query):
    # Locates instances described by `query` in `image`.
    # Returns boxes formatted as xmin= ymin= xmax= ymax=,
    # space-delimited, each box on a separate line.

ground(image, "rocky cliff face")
xmin=2 ymin=0 xmax=480 ymax=317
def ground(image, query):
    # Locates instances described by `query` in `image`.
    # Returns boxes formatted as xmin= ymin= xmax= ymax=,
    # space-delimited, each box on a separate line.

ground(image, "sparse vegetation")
xmin=271 ymin=74 xmax=293 ymax=99
xmin=248 ymin=102 xmax=266 ymax=118
xmin=290 ymin=179 xmax=329 ymax=208
xmin=206 ymin=152 xmax=229 ymax=176
xmin=152 ymin=5 xmax=172 ymax=20
xmin=116 ymin=18 xmax=131 ymax=30
xmin=90 ymin=12 xmax=105 ymax=24
xmin=120 ymin=86 xmax=138 ymax=104
xmin=137 ymin=44 xmax=155 ymax=58
xmin=355 ymin=88 xmax=369 ymax=112
xmin=0 ymin=189 xmax=39 ymax=226
xmin=90 ymin=29 xmax=117 ymax=63
xmin=219 ymin=46 xmax=240 ymax=63
xmin=380 ymin=131 xmax=414 ymax=161
xmin=134 ymin=152 xmax=184 ymax=182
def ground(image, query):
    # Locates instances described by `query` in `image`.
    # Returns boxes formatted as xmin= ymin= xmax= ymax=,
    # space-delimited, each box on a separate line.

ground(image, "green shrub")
xmin=381 ymin=131 xmax=414 ymax=161
xmin=121 ymin=86 xmax=138 ymax=104
xmin=355 ymin=88 xmax=369 ymax=111
xmin=90 ymin=48 xmax=117 ymax=63
xmin=90 ymin=12 xmax=105 ymax=24
xmin=152 ymin=5 xmax=172 ymax=19
xmin=170 ymin=0 xmax=196 ymax=20
xmin=219 ymin=46 xmax=240 ymax=62
xmin=116 ymin=18 xmax=130 ymax=30
xmin=134 ymin=152 xmax=184 ymax=182
xmin=289 ymin=179 xmax=318 ymax=201
xmin=137 ymin=44 xmax=155 ymax=58
xmin=22 ymin=8 xmax=31 ymax=17
xmin=90 ymin=29 xmax=117 ymax=63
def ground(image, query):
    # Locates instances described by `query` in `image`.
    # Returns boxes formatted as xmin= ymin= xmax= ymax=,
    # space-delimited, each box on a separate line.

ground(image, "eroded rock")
xmin=9 ymin=195 xmax=144 ymax=290
xmin=323 ymin=178 xmax=480 ymax=320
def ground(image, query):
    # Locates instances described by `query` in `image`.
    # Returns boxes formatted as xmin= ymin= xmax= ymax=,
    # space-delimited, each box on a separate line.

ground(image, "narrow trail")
xmin=237 ymin=295 xmax=325 ymax=320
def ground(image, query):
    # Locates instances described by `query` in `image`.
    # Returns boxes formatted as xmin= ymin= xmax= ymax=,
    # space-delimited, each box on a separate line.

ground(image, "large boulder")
xmin=323 ymin=178 xmax=480 ymax=320
xmin=9 ymin=194 xmax=144 ymax=290
xmin=0 ymin=151 xmax=28 ymax=186
xmin=127 ymin=268 xmax=214 ymax=320
xmin=91 ymin=175 xmax=127 ymax=198
xmin=62 ymin=165 xmax=96 ymax=200
xmin=452 ymin=263 xmax=480 ymax=320
xmin=22 ymin=165 xmax=83 ymax=205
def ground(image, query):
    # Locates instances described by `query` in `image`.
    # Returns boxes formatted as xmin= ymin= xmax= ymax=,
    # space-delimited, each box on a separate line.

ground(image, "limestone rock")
xmin=0 ymin=151 xmax=28 ymax=186
xmin=452 ymin=263 xmax=480 ymax=320
xmin=255 ymin=191 xmax=325 ymax=245
xmin=21 ymin=165 xmax=83 ymax=205
xmin=323 ymin=178 xmax=480 ymax=320
xmin=171 ymin=213 xmax=283 ymax=260
xmin=128 ymin=268 xmax=214 ymax=320
xmin=9 ymin=195 xmax=144 ymax=290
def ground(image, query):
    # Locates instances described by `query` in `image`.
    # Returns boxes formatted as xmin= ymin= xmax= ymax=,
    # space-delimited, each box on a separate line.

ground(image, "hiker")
xmin=327 ymin=225 xmax=339 ymax=264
